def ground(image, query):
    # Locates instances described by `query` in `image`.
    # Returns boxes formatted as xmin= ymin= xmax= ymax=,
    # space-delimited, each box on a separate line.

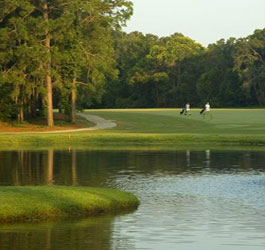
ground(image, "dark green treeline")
xmin=102 ymin=29 xmax=265 ymax=109
xmin=0 ymin=1 xmax=264 ymax=125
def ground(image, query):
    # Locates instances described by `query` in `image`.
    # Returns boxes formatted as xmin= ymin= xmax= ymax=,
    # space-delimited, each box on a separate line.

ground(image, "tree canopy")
xmin=102 ymin=29 xmax=265 ymax=109
xmin=0 ymin=0 xmax=132 ymax=124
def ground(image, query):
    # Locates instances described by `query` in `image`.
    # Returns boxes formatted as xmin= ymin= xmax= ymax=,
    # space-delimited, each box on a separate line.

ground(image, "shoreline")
xmin=1 ymin=132 xmax=265 ymax=149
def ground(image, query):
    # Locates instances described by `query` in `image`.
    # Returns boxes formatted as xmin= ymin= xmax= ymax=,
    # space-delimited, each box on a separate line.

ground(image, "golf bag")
xmin=200 ymin=107 xmax=205 ymax=114
xmin=180 ymin=108 xmax=185 ymax=115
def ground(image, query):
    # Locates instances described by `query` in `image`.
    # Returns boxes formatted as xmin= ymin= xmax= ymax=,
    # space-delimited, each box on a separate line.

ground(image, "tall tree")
xmin=233 ymin=29 xmax=265 ymax=105
xmin=0 ymin=0 xmax=45 ymax=122
xmin=103 ymin=31 xmax=158 ymax=107
xmin=128 ymin=33 xmax=204 ymax=107
xmin=196 ymin=38 xmax=245 ymax=107
xmin=0 ymin=0 xmax=133 ymax=124
xmin=46 ymin=0 xmax=133 ymax=122
xmin=42 ymin=0 xmax=53 ymax=126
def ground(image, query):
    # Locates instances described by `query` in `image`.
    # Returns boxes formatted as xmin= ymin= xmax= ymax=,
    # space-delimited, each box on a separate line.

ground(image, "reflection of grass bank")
xmin=1 ymin=109 xmax=265 ymax=148
xmin=0 ymin=186 xmax=140 ymax=223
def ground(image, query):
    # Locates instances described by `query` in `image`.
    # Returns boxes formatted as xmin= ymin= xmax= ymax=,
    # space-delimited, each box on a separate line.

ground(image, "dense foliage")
xmin=0 ymin=1 xmax=264 ymax=125
xmin=102 ymin=29 xmax=265 ymax=108
xmin=0 ymin=0 xmax=132 ymax=124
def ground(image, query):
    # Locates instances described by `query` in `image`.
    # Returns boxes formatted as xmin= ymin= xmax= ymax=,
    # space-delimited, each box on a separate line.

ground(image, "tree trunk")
xmin=46 ymin=72 xmax=54 ymax=126
xmin=71 ymin=79 xmax=77 ymax=123
xmin=174 ymin=64 xmax=181 ymax=104
xmin=30 ymin=92 xmax=37 ymax=118
xmin=58 ymin=105 xmax=63 ymax=114
xmin=177 ymin=64 xmax=181 ymax=88
xmin=154 ymin=81 xmax=160 ymax=107
xmin=18 ymin=101 xmax=24 ymax=123
xmin=43 ymin=0 xmax=54 ymax=127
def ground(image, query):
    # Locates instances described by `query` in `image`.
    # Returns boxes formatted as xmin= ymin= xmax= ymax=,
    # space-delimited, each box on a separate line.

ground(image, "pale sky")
xmin=123 ymin=0 xmax=265 ymax=46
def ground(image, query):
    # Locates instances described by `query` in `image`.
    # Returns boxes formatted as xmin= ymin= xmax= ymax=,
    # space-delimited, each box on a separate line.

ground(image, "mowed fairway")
xmin=85 ymin=109 xmax=265 ymax=135
xmin=1 ymin=109 xmax=265 ymax=148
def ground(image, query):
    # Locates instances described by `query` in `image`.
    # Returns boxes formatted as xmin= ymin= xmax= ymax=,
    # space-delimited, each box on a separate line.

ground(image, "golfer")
xmin=185 ymin=103 xmax=191 ymax=115
xmin=204 ymin=102 xmax=210 ymax=115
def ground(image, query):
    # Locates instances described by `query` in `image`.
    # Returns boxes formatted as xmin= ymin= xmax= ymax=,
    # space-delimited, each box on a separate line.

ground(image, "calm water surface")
xmin=0 ymin=149 xmax=264 ymax=250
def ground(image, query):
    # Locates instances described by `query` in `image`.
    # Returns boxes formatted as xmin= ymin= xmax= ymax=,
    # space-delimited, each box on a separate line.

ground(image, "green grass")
xmin=85 ymin=108 xmax=265 ymax=135
xmin=1 ymin=108 xmax=265 ymax=148
xmin=0 ymin=186 xmax=140 ymax=223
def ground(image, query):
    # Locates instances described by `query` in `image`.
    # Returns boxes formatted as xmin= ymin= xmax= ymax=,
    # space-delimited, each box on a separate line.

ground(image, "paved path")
xmin=42 ymin=113 xmax=117 ymax=133
xmin=77 ymin=113 xmax=117 ymax=130
xmin=1 ymin=113 xmax=117 ymax=134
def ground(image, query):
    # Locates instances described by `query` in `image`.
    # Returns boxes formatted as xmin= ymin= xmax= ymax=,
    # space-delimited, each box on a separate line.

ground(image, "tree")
xmin=102 ymin=31 xmax=158 ymax=107
xmin=127 ymin=33 xmax=204 ymax=107
xmin=0 ymin=0 xmax=46 ymax=122
xmin=233 ymin=29 xmax=265 ymax=105
xmin=196 ymin=38 xmax=245 ymax=107
xmin=0 ymin=0 xmax=133 ymax=124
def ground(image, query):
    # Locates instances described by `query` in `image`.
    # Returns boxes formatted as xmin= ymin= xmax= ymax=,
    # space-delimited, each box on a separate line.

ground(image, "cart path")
xmin=77 ymin=113 xmax=117 ymax=130
xmin=41 ymin=113 xmax=117 ymax=133
xmin=0 ymin=113 xmax=117 ymax=134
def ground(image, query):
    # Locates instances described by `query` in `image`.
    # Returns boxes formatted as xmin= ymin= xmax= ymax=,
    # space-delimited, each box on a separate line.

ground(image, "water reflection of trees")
xmin=0 ymin=150 xmax=265 ymax=186
xmin=0 ymin=150 xmax=46 ymax=185
xmin=0 ymin=217 xmax=114 ymax=250
xmin=0 ymin=149 xmax=78 ymax=186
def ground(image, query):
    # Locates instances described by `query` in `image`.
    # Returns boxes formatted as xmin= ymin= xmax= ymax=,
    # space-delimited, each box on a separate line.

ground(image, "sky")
xmin=123 ymin=0 xmax=265 ymax=46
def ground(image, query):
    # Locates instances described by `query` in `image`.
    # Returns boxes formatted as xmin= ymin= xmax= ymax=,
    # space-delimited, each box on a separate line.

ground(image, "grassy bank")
xmin=1 ymin=132 xmax=265 ymax=148
xmin=0 ymin=186 xmax=140 ymax=223
xmin=1 ymin=109 xmax=265 ymax=147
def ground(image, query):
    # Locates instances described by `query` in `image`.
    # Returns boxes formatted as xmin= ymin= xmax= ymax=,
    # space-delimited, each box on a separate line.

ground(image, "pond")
xmin=0 ymin=149 xmax=264 ymax=250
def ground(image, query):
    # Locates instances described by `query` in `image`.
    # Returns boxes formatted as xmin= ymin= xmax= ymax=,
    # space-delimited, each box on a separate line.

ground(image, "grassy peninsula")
xmin=0 ymin=186 xmax=140 ymax=223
